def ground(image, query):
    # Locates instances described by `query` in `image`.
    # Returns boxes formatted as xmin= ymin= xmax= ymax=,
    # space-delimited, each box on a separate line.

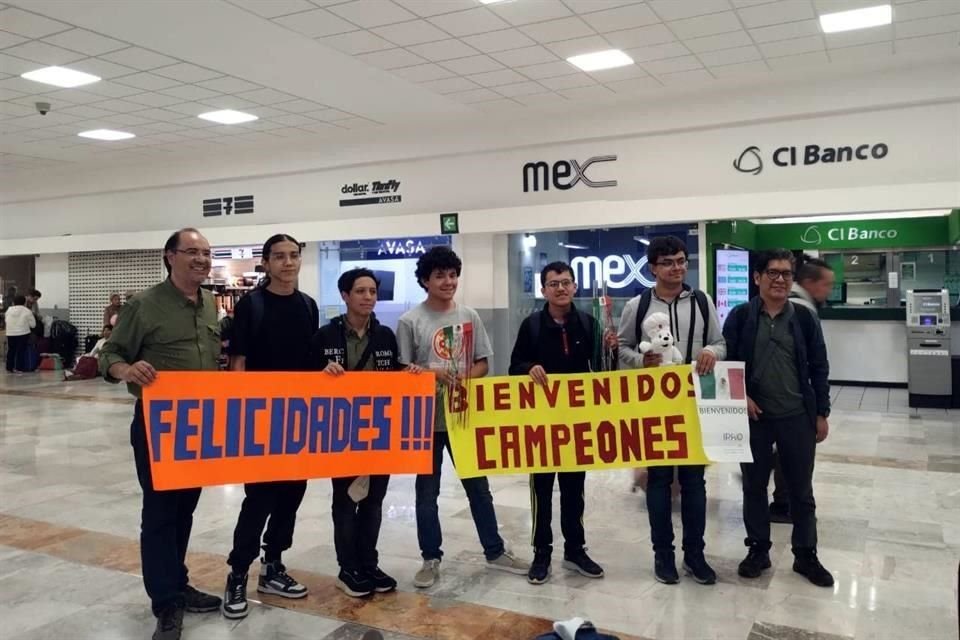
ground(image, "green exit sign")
xmin=440 ymin=213 xmax=459 ymax=235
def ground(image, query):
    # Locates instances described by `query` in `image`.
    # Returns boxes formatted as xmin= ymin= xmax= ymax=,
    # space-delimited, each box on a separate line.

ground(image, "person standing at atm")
xmin=222 ymin=234 xmax=319 ymax=620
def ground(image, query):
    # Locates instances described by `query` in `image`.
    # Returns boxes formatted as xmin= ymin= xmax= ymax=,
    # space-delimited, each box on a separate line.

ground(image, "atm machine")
xmin=906 ymin=289 xmax=952 ymax=408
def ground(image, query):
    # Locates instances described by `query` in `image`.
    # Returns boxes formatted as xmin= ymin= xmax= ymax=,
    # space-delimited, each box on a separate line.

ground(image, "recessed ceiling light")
xmin=567 ymin=49 xmax=634 ymax=72
xmin=78 ymin=129 xmax=135 ymax=141
xmin=198 ymin=109 xmax=258 ymax=125
xmin=478 ymin=0 xmax=512 ymax=4
xmin=21 ymin=66 xmax=100 ymax=88
xmin=819 ymin=4 xmax=891 ymax=33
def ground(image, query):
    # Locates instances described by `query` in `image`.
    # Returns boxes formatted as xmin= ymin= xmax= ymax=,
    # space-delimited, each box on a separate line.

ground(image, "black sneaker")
xmin=562 ymin=549 xmax=604 ymax=578
xmin=258 ymin=560 xmax=308 ymax=599
xmin=793 ymin=551 xmax=834 ymax=587
xmin=738 ymin=547 xmax=772 ymax=579
xmin=527 ymin=549 xmax=551 ymax=585
xmin=365 ymin=567 xmax=397 ymax=593
xmin=153 ymin=605 xmax=184 ymax=640
xmin=336 ymin=569 xmax=375 ymax=598
xmin=221 ymin=572 xmax=248 ymax=620
xmin=184 ymin=585 xmax=221 ymax=613
xmin=769 ymin=502 xmax=792 ymax=524
xmin=654 ymin=551 xmax=679 ymax=584
xmin=682 ymin=553 xmax=717 ymax=585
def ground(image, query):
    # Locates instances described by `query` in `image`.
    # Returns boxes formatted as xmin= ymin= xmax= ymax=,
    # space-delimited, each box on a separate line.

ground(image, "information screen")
xmin=716 ymin=249 xmax=751 ymax=326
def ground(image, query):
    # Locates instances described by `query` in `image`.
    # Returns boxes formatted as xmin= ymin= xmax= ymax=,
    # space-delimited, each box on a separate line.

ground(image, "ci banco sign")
xmin=800 ymin=225 xmax=898 ymax=246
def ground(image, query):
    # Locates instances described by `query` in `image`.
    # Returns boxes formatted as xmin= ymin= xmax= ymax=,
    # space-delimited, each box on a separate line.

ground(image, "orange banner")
xmin=142 ymin=371 xmax=435 ymax=490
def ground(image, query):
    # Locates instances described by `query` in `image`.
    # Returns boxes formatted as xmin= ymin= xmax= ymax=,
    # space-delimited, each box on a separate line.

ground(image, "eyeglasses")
xmin=655 ymin=257 xmax=687 ymax=268
xmin=172 ymin=248 xmax=211 ymax=258
xmin=545 ymin=279 xmax=575 ymax=289
xmin=764 ymin=269 xmax=794 ymax=281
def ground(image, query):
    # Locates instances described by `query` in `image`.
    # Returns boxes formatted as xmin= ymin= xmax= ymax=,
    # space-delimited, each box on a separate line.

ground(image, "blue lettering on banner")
xmin=147 ymin=396 xmax=418 ymax=461
xmin=174 ymin=399 xmax=199 ymax=461
xmin=149 ymin=399 xmax=173 ymax=462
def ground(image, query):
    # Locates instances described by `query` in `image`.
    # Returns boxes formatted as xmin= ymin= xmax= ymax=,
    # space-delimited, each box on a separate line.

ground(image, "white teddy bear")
xmin=639 ymin=311 xmax=683 ymax=366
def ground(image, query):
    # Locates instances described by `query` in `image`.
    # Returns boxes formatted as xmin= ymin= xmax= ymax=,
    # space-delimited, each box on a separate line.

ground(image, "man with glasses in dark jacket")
xmin=510 ymin=261 xmax=617 ymax=585
xmin=723 ymin=249 xmax=834 ymax=588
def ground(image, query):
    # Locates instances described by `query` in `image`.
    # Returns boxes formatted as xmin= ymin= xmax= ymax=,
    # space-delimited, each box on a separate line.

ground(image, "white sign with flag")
xmin=693 ymin=362 xmax=752 ymax=463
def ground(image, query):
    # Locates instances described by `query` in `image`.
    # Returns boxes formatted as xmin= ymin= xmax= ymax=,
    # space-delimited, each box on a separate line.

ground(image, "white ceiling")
xmin=1 ymin=0 xmax=958 ymax=174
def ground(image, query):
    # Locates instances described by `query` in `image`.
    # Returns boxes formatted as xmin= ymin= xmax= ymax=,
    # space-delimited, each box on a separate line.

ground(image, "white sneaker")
xmin=413 ymin=559 xmax=440 ymax=588
xmin=486 ymin=549 xmax=530 ymax=575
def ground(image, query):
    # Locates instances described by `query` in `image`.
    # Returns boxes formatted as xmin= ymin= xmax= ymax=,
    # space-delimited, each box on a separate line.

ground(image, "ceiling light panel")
xmin=21 ymin=66 xmax=101 ymax=88
xmin=198 ymin=109 xmax=259 ymax=124
xmin=567 ymin=49 xmax=634 ymax=72
xmin=78 ymin=129 xmax=135 ymax=141
xmin=819 ymin=5 xmax=892 ymax=34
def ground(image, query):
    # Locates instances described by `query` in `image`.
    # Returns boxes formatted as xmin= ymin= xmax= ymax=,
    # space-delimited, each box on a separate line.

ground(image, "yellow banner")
xmin=446 ymin=367 xmax=710 ymax=478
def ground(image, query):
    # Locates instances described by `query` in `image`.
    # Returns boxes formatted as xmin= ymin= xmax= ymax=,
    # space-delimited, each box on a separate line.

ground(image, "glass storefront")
xmin=507 ymin=223 xmax=700 ymax=340
xmin=317 ymin=235 xmax=451 ymax=331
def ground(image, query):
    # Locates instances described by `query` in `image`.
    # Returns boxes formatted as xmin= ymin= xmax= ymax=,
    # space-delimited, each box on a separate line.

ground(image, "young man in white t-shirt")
xmin=397 ymin=246 xmax=529 ymax=588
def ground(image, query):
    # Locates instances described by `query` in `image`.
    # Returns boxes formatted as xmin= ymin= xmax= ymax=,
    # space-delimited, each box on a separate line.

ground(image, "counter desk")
xmin=820 ymin=307 xmax=960 ymax=385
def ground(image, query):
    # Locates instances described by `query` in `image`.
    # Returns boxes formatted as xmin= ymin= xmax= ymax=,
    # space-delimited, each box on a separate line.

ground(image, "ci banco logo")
xmin=800 ymin=226 xmax=823 ymax=245
xmin=733 ymin=146 xmax=763 ymax=175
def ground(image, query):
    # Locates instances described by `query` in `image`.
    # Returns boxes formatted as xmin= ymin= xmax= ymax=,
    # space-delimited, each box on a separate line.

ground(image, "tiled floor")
xmin=1 ymin=371 xmax=958 ymax=640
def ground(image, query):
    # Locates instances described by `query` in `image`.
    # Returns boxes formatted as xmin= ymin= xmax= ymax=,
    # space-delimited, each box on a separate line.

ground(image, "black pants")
xmin=131 ymin=403 xmax=202 ymax=617
xmin=331 ymin=475 xmax=390 ymax=571
xmin=530 ymin=471 xmax=585 ymax=555
xmin=771 ymin=452 xmax=788 ymax=506
xmin=647 ymin=465 xmax=706 ymax=554
xmin=6 ymin=334 xmax=27 ymax=371
xmin=227 ymin=480 xmax=307 ymax=574
xmin=741 ymin=413 xmax=818 ymax=552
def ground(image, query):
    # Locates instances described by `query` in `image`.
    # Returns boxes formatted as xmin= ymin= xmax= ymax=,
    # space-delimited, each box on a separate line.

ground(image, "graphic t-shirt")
xmin=397 ymin=302 xmax=493 ymax=432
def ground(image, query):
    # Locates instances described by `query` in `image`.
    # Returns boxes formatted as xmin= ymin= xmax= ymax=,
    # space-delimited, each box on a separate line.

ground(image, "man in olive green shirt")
xmin=99 ymin=228 xmax=222 ymax=640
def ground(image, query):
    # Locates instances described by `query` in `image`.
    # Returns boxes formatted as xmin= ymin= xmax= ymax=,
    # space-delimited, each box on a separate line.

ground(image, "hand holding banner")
xmin=142 ymin=371 xmax=435 ymax=490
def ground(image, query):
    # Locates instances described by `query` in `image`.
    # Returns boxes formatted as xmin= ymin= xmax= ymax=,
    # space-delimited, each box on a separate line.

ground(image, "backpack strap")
xmin=528 ymin=310 xmax=542 ymax=347
xmin=633 ymin=289 xmax=653 ymax=345
xmin=693 ymin=289 xmax=710 ymax=350
xmin=247 ymin=288 xmax=265 ymax=342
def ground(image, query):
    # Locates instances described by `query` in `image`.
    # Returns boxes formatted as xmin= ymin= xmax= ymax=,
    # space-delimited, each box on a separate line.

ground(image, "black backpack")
xmin=50 ymin=319 xmax=79 ymax=367
xmin=634 ymin=288 xmax=711 ymax=364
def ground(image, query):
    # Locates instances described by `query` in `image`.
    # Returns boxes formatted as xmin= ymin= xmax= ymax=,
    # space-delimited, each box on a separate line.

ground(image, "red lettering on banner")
xmin=568 ymin=379 xmax=585 ymax=408
xmin=475 ymin=384 xmax=485 ymax=412
xmin=664 ymin=414 xmax=688 ymax=459
xmin=518 ymin=381 xmax=536 ymax=409
xmin=524 ymin=424 xmax=548 ymax=467
xmin=642 ymin=416 xmax=665 ymax=460
xmin=476 ymin=427 xmax=496 ymax=470
xmin=637 ymin=374 xmax=655 ymax=401
xmin=543 ymin=381 xmax=561 ymax=408
xmin=687 ymin=373 xmax=696 ymax=398
xmin=596 ymin=420 xmax=617 ymax=463
xmin=493 ymin=383 xmax=510 ymax=411
xmin=619 ymin=375 xmax=630 ymax=403
xmin=551 ymin=423 xmax=571 ymax=466
xmin=500 ymin=425 xmax=521 ymax=468
xmin=662 ymin=373 xmax=681 ymax=399
xmin=620 ymin=418 xmax=643 ymax=462
xmin=573 ymin=422 xmax=593 ymax=465
xmin=592 ymin=378 xmax=611 ymax=405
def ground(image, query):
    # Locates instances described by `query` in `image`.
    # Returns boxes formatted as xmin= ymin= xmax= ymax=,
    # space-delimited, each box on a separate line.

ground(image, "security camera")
xmin=36 ymin=102 xmax=50 ymax=115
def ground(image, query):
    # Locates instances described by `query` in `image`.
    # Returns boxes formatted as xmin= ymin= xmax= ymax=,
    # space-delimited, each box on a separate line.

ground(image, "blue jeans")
xmin=646 ymin=465 xmax=707 ymax=554
xmin=415 ymin=430 xmax=505 ymax=561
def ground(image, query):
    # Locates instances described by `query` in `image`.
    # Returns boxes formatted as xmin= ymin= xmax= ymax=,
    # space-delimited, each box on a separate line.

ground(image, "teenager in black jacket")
xmin=310 ymin=268 xmax=422 ymax=599
xmin=509 ymin=261 xmax=617 ymax=585
xmin=722 ymin=249 xmax=834 ymax=588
